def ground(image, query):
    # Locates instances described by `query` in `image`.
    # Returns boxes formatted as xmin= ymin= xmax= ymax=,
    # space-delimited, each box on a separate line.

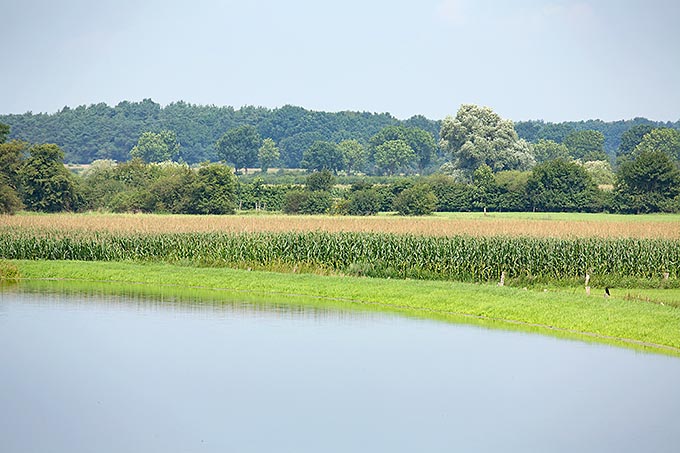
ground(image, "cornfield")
xmin=1 ymin=229 xmax=677 ymax=284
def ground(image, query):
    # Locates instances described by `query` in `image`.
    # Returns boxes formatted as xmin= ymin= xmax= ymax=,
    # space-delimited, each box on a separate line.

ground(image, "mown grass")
xmin=8 ymin=260 xmax=680 ymax=355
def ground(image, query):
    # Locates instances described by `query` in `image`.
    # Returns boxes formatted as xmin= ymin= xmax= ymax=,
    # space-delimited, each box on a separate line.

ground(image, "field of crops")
xmin=1 ymin=229 xmax=677 ymax=286
xmin=2 ymin=212 xmax=680 ymax=238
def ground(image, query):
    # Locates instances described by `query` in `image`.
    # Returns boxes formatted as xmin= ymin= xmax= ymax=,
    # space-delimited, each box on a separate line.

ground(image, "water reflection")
xmin=4 ymin=279 xmax=676 ymax=356
xmin=2 ymin=279 xmax=389 ymax=324
xmin=1 ymin=282 xmax=680 ymax=453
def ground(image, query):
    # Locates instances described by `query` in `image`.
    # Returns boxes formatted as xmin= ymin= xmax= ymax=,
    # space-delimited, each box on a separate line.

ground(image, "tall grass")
xmin=1 ymin=229 xmax=677 ymax=286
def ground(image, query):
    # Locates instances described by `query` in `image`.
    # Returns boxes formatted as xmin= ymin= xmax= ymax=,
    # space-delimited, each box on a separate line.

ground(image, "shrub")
xmin=348 ymin=189 xmax=381 ymax=216
xmin=283 ymin=190 xmax=332 ymax=214
xmin=393 ymin=184 xmax=438 ymax=215
xmin=306 ymin=170 xmax=335 ymax=192
xmin=0 ymin=183 xmax=23 ymax=214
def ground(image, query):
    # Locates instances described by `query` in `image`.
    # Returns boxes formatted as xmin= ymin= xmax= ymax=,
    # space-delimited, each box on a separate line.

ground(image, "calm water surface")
xmin=1 ymin=284 xmax=679 ymax=453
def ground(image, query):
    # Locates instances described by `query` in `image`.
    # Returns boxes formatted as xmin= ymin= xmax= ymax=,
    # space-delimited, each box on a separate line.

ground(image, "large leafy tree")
xmin=279 ymin=131 xmax=325 ymax=168
xmin=301 ymin=141 xmax=344 ymax=173
xmin=618 ymin=124 xmax=656 ymax=158
xmin=405 ymin=127 xmax=437 ymax=174
xmin=440 ymin=104 xmax=535 ymax=173
xmin=0 ymin=136 xmax=27 ymax=214
xmin=616 ymin=148 xmax=680 ymax=212
xmin=369 ymin=125 xmax=436 ymax=174
xmin=130 ymin=130 xmax=181 ymax=163
xmin=189 ymin=163 xmax=238 ymax=214
xmin=338 ymin=139 xmax=367 ymax=175
xmin=472 ymin=164 xmax=498 ymax=210
xmin=374 ymin=139 xmax=416 ymax=175
xmin=0 ymin=140 xmax=27 ymax=191
xmin=19 ymin=143 xmax=81 ymax=212
xmin=532 ymin=139 xmax=569 ymax=163
xmin=563 ymin=130 xmax=607 ymax=161
xmin=526 ymin=159 xmax=597 ymax=212
xmin=634 ymin=128 xmax=680 ymax=162
xmin=216 ymin=125 xmax=261 ymax=173
xmin=258 ymin=138 xmax=280 ymax=173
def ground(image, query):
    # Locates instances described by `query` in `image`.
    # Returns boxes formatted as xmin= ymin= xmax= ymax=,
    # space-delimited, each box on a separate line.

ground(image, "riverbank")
xmin=6 ymin=259 xmax=680 ymax=355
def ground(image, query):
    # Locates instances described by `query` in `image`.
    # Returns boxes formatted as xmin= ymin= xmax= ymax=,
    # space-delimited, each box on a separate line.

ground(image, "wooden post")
xmin=498 ymin=271 xmax=505 ymax=287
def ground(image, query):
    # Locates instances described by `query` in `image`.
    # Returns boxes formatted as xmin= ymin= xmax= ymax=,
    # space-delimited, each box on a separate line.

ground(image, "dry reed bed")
xmin=1 ymin=213 xmax=679 ymax=239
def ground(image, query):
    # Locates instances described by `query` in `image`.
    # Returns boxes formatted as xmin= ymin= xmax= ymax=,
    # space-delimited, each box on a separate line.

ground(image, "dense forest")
xmin=2 ymin=99 xmax=678 ymax=166
xmin=0 ymin=100 xmax=439 ymax=166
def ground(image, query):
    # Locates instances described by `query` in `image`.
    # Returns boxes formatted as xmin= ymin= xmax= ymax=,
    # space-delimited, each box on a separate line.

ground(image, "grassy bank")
xmin=7 ymin=260 xmax=680 ymax=355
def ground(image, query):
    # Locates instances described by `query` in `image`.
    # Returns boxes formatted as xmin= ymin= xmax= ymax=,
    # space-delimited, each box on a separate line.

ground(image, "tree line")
xmin=3 ymin=99 xmax=678 ymax=167
xmin=1 ymin=103 xmax=679 ymax=215
xmin=0 ymin=100 xmax=438 ymax=166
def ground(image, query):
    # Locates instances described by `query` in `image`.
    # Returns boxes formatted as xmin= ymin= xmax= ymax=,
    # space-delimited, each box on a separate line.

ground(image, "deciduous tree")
xmin=374 ymin=139 xmax=416 ymax=175
xmin=616 ymin=148 xmax=680 ymax=212
xmin=532 ymin=139 xmax=569 ymax=163
xmin=527 ymin=159 xmax=597 ymax=212
xmin=634 ymin=128 xmax=680 ymax=162
xmin=258 ymin=138 xmax=280 ymax=173
xmin=563 ymin=130 xmax=607 ymax=161
xmin=405 ymin=127 xmax=437 ymax=174
xmin=301 ymin=141 xmax=344 ymax=173
xmin=338 ymin=139 xmax=367 ymax=175
xmin=0 ymin=140 xmax=29 ymax=214
xmin=618 ymin=124 xmax=656 ymax=157
xmin=439 ymin=104 xmax=535 ymax=173
xmin=216 ymin=125 xmax=261 ymax=173
xmin=190 ymin=163 xmax=238 ymax=214
xmin=19 ymin=144 xmax=81 ymax=212
xmin=130 ymin=130 xmax=181 ymax=163
xmin=369 ymin=126 xmax=437 ymax=175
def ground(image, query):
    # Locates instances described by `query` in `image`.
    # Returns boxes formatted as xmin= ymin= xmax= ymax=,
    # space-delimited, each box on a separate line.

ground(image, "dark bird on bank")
xmin=605 ymin=287 xmax=611 ymax=297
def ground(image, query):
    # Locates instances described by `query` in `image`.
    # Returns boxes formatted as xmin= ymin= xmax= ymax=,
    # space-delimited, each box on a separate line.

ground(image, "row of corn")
xmin=1 ymin=229 xmax=677 ymax=284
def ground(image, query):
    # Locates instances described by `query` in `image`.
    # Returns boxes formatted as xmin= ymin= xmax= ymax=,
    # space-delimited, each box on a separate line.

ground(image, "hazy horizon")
xmin=2 ymin=0 xmax=679 ymax=122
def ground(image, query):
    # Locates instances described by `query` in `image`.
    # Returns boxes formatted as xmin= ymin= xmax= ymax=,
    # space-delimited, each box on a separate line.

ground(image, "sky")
xmin=1 ymin=0 xmax=679 ymax=122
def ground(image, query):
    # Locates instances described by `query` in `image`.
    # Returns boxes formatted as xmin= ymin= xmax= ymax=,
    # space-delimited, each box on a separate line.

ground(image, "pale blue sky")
xmin=2 ymin=0 xmax=678 ymax=121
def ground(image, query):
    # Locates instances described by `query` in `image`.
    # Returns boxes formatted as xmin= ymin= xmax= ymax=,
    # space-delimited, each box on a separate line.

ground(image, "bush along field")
xmin=0 ymin=229 xmax=677 ymax=288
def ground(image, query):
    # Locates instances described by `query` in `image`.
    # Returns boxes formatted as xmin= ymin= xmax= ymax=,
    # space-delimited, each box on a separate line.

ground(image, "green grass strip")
xmin=7 ymin=259 xmax=680 ymax=355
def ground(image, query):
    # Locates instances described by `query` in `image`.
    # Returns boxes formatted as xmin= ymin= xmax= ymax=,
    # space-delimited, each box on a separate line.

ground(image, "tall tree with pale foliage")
xmin=440 ymin=104 xmax=535 ymax=173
